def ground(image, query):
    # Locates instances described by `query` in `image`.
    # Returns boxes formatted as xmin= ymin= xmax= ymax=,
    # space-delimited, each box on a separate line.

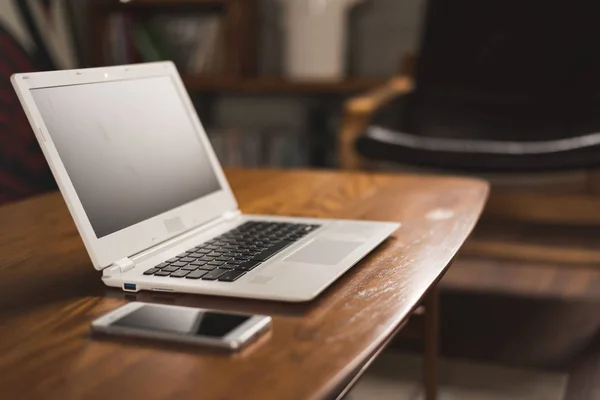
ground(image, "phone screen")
xmin=111 ymin=305 xmax=251 ymax=338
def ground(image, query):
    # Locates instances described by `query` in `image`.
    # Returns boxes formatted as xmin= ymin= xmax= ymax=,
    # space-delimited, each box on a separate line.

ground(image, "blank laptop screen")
xmin=30 ymin=76 xmax=221 ymax=238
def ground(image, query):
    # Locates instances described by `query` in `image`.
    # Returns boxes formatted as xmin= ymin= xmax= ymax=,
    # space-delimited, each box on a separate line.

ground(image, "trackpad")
xmin=284 ymin=239 xmax=361 ymax=265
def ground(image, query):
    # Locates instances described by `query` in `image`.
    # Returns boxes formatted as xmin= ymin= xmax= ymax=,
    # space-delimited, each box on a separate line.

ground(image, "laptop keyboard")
xmin=143 ymin=221 xmax=321 ymax=282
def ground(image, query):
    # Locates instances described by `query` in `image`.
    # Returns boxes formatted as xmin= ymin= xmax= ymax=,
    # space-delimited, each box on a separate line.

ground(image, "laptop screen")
xmin=30 ymin=76 xmax=221 ymax=238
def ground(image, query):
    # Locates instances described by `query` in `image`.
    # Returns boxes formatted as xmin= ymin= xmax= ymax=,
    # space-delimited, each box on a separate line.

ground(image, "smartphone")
xmin=91 ymin=302 xmax=272 ymax=351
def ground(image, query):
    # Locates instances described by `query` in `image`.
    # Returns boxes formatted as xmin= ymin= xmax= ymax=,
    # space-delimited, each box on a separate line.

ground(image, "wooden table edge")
xmin=314 ymin=256 xmax=458 ymax=400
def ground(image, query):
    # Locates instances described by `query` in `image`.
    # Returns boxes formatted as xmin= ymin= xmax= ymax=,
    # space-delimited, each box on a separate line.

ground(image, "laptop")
xmin=11 ymin=62 xmax=398 ymax=302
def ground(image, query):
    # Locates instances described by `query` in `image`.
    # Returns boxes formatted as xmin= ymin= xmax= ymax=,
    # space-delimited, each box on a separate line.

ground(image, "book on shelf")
xmin=183 ymin=16 xmax=223 ymax=74
xmin=105 ymin=13 xmax=224 ymax=75
xmin=132 ymin=24 xmax=164 ymax=62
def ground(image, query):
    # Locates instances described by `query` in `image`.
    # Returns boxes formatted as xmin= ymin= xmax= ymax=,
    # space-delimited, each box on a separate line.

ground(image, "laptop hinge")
xmin=222 ymin=210 xmax=241 ymax=220
xmin=103 ymin=257 xmax=135 ymax=278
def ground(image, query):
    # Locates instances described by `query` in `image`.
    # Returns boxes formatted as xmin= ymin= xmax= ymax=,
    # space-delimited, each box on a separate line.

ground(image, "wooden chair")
xmin=340 ymin=0 xmax=600 ymax=264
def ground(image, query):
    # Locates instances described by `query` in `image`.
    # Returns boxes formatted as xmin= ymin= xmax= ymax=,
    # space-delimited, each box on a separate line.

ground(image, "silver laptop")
xmin=11 ymin=62 xmax=398 ymax=302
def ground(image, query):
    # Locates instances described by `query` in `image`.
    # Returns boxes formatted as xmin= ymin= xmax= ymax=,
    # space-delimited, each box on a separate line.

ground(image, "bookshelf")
xmin=87 ymin=0 xmax=257 ymax=79
xmin=112 ymin=0 xmax=234 ymax=5
xmin=181 ymin=76 xmax=388 ymax=94
xmin=86 ymin=0 xmax=388 ymax=168
xmin=87 ymin=0 xmax=386 ymax=94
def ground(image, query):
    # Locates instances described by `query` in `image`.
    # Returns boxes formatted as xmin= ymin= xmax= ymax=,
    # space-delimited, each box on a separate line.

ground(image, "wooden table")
xmin=0 ymin=169 xmax=488 ymax=400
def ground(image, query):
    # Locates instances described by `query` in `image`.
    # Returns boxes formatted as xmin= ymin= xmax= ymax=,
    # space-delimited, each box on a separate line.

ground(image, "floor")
xmin=392 ymin=253 xmax=600 ymax=400
xmin=349 ymin=351 xmax=568 ymax=400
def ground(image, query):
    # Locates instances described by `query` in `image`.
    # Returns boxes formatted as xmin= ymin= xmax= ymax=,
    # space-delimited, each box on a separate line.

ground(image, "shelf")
xmin=115 ymin=0 xmax=231 ymax=5
xmin=108 ymin=0 xmax=231 ymax=11
xmin=181 ymin=76 xmax=389 ymax=94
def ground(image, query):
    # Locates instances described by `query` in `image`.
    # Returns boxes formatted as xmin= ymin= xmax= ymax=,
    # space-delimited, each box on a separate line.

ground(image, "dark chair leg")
xmin=423 ymin=284 xmax=439 ymax=400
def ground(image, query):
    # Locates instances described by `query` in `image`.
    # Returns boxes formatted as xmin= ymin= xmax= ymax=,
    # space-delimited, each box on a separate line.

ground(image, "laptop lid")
xmin=11 ymin=62 xmax=238 ymax=270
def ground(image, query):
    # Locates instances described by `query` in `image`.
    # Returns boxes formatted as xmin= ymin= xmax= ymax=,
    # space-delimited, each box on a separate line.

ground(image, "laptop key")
xmin=201 ymin=269 xmax=228 ymax=281
xmin=162 ymin=266 xmax=180 ymax=272
xmin=218 ymin=270 xmax=246 ymax=282
xmin=179 ymin=257 xmax=196 ymax=263
xmin=181 ymin=265 xmax=198 ymax=271
xmin=186 ymin=269 xmax=208 ymax=279
xmin=170 ymin=261 xmax=187 ymax=268
xmin=155 ymin=262 xmax=170 ymax=269
xmin=154 ymin=270 xmax=172 ymax=276
xmin=166 ymin=257 xmax=179 ymax=263
xmin=251 ymin=241 xmax=293 ymax=261
xmin=207 ymin=261 xmax=224 ymax=266
xmin=144 ymin=268 xmax=159 ymax=275
xmin=197 ymin=264 xmax=217 ymax=271
xmin=236 ymin=260 xmax=261 ymax=271
xmin=169 ymin=270 xmax=190 ymax=278
xmin=191 ymin=260 xmax=207 ymax=266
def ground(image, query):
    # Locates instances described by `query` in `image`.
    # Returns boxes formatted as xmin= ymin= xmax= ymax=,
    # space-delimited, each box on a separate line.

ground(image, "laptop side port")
xmin=123 ymin=283 xmax=137 ymax=292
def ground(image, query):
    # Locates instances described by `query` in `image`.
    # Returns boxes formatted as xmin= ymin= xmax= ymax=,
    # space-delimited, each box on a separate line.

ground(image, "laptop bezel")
xmin=11 ymin=62 xmax=238 ymax=270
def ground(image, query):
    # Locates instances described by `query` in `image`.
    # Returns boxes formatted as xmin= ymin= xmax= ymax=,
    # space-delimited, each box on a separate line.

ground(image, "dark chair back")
xmin=359 ymin=0 xmax=600 ymax=171
xmin=408 ymin=0 xmax=600 ymax=140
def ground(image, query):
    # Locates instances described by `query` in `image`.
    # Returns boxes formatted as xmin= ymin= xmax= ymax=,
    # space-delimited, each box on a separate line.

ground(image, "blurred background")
xmin=2 ymin=1 xmax=600 ymax=399
xmin=0 ymin=0 xmax=421 ymax=205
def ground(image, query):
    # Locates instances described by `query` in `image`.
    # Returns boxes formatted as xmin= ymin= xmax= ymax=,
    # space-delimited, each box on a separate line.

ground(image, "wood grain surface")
xmin=0 ymin=169 xmax=488 ymax=400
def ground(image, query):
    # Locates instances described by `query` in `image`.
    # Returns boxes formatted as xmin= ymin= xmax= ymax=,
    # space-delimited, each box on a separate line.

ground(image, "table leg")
xmin=423 ymin=284 xmax=440 ymax=400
